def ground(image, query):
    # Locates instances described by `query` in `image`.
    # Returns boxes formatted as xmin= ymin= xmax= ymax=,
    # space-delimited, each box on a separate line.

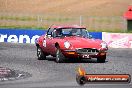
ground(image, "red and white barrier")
xmin=102 ymin=32 xmax=132 ymax=48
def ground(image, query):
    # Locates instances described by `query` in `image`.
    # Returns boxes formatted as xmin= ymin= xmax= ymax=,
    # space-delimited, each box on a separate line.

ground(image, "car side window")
xmin=52 ymin=29 xmax=62 ymax=38
xmin=47 ymin=28 xmax=54 ymax=35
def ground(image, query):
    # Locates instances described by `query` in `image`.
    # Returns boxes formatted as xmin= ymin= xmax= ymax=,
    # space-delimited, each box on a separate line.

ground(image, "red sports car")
xmin=36 ymin=25 xmax=108 ymax=63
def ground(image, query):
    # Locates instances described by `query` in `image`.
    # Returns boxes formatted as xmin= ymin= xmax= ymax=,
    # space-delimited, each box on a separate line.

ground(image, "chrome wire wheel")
xmin=37 ymin=47 xmax=41 ymax=58
xmin=56 ymin=49 xmax=65 ymax=63
xmin=37 ymin=47 xmax=46 ymax=60
xmin=56 ymin=49 xmax=60 ymax=62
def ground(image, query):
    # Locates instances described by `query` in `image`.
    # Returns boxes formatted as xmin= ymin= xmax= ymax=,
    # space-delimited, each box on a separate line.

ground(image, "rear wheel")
xmin=97 ymin=55 xmax=106 ymax=63
xmin=37 ymin=46 xmax=46 ymax=60
xmin=56 ymin=49 xmax=65 ymax=63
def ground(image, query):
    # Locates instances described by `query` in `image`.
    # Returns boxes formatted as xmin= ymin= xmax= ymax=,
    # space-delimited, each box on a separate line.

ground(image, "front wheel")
xmin=56 ymin=49 xmax=65 ymax=63
xmin=97 ymin=55 xmax=106 ymax=63
xmin=37 ymin=47 xmax=46 ymax=60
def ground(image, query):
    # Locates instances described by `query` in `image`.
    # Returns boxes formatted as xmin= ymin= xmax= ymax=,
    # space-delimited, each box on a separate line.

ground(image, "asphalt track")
xmin=0 ymin=42 xmax=132 ymax=88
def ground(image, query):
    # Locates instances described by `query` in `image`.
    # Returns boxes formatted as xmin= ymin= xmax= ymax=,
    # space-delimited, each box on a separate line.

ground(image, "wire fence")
xmin=0 ymin=13 xmax=127 ymax=32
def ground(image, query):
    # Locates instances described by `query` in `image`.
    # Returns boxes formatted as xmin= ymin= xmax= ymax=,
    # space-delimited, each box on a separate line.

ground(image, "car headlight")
xmin=101 ymin=42 xmax=107 ymax=48
xmin=64 ymin=41 xmax=70 ymax=49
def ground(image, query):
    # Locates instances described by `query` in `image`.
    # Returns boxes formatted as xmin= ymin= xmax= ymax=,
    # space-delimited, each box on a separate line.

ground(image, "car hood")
xmin=63 ymin=36 xmax=102 ymax=49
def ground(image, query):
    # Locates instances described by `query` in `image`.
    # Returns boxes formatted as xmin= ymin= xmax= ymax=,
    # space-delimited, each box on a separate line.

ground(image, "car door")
xmin=47 ymin=29 xmax=59 ymax=55
xmin=41 ymin=28 xmax=53 ymax=54
xmin=44 ymin=28 xmax=57 ymax=55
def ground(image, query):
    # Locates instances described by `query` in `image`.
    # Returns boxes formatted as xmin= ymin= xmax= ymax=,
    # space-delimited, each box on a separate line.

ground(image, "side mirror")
xmin=89 ymin=35 xmax=92 ymax=39
xmin=52 ymin=31 xmax=56 ymax=38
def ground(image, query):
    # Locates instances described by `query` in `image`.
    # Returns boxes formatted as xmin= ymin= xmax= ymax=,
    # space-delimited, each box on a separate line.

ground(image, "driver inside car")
xmin=55 ymin=29 xmax=62 ymax=37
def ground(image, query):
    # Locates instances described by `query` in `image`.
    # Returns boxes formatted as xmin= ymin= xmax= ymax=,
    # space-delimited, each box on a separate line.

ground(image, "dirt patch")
xmin=0 ymin=67 xmax=31 ymax=82
xmin=0 ymin=0 xmax=131 ymax=16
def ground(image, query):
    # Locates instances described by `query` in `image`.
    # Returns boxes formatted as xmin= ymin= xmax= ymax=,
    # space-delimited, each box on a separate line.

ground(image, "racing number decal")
xmin=43 ymin=40 xmax=46 ymax=47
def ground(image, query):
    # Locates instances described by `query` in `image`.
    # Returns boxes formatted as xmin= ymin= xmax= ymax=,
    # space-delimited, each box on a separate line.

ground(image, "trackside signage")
xmin=0 ymin=29 xmax=45 ymax=44
xmin=102 ymin=32 xmax=132 ymax=48
xmin=0 ymin=28 xmax=102 ymax=44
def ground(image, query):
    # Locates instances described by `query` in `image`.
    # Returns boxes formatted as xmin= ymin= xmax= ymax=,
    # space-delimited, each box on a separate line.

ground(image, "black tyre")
xmin=37 ymin=46 xmax=46 ymax=60
xmin=56 ymin=49 xmax=65 ymax=63
xmin=97 ymin=55 xmax=106 ymax=63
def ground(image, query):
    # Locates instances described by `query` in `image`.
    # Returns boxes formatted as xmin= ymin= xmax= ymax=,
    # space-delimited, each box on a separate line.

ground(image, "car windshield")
xmin=55 ymin=28 xmax=89 ymax=38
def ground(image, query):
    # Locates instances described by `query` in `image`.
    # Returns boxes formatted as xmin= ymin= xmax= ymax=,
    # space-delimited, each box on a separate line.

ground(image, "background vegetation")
xmin=0 ymin=0 xmax=131 ymax=32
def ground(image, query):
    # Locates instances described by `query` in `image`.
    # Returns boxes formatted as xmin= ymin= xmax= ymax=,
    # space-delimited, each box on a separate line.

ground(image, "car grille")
xmin=76 ymin=48 xmax=99 ymax=55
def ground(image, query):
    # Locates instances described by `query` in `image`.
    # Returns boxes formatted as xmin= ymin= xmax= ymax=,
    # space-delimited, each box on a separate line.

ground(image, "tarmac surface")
xmin=0 ymin=42 xmax=132 ymax=88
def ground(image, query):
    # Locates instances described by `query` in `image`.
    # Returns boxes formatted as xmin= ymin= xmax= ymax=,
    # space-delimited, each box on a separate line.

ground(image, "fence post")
xmin=37 ymin=15 xmax=43 ymax=28
xmin=123 ymin=17 xmax=127 ymax=32
xmin=79 ymin=16 xmax=82 ymax=26
xmin=37 ymin=15 xmax=40 ymax=28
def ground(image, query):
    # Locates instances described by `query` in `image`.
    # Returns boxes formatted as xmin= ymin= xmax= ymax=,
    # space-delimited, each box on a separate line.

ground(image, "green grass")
xmin=43 ymin=17 xmax=74 ymax=22
xmin=0 ymin=16 xmax=37 ymax=21
xmin=1 ymin=25 xmax=131 ymax=33
xmin=0 ymin=15 xmax=131 ymax=33
xmin=88 ymin=29 xmax=128 ymax=33
xmin=0 ymin=25 xmax=46 ymax=30
xmin=0 ymin=15 xmax=75 ymax=22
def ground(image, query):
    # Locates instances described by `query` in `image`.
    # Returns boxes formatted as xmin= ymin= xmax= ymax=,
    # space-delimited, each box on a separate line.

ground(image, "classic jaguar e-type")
xmin=36 ymin=25 xmax=108 ymax=63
